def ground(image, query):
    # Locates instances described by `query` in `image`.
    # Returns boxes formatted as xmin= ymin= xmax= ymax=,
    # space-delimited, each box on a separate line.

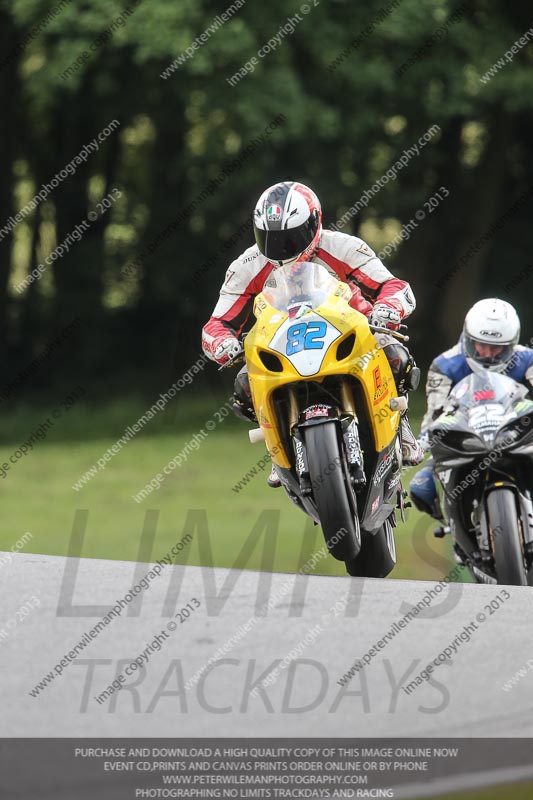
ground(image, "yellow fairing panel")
xmin=245 ymin=283 xmax=400 ymax=469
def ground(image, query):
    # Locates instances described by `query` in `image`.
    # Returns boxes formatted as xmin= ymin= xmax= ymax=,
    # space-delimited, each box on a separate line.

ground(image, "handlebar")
xmin=217 ymin=350 xmax=245 ymax=371
xmin=369 ymin=324 xmax=410 ymax=343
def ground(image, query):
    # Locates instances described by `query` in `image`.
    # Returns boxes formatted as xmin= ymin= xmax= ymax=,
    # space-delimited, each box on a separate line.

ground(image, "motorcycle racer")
xmin=201 ymin=181 xmax=422 ymax=486
xmin=410 ymin=298 xmax=533 ymax=519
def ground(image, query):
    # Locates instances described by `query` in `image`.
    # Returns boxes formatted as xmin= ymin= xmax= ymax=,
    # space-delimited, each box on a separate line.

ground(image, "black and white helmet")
xmin=253 ymin=181 xmax=322 ymax=265
xmin=463 ymin=298 xmax=520 ymax=372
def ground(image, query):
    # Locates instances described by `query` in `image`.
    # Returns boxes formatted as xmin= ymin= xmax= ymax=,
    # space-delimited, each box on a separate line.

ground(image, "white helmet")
xmin=253 ymin=181 xmax=322 ymax=266
xmin=463 ymin=298 xmax=520 ymax=372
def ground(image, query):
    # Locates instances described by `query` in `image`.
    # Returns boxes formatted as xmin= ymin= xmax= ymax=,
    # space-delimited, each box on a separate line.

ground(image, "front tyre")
xmin=345 ymin=516 xmax=397 ymax=578
xmin=486 ymin=488 xmax=527 ymax=586
xmin=304 ymin=421 xmax=361 ymax=560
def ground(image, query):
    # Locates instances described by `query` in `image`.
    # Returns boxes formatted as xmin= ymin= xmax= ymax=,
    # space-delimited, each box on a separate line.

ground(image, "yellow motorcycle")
xmin=226 ymin=261 xmax=410 ymax=577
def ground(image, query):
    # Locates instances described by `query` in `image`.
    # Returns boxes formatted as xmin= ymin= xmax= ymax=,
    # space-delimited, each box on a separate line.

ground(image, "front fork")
xmin=287 ymin=383 xmax=365 ymax=498
xmin=473 ymin=484 xmax=533 ymax=566
xmin=339 ymin=380 xmax=366 ymax=487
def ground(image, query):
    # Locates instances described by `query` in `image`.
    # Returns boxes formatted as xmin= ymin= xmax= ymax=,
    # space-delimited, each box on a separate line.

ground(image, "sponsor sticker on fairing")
xmin=373 ymin=452 xmax=394 ymax=485
xmin=254 ymin=295 xmax=267 ymax=313
xmin=304 ymin=404 xmax=330 ymax=420
xmin=258 ymin=408 xmax=272 ymax=428
xmin=372 ymin=365 xmax=389 ymax=404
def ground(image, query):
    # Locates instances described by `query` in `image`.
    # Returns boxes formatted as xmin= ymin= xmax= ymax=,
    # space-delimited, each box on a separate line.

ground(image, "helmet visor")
xmin=254 ymin=215 xmax=319 ymax=261
xmin=464 ymin=334 xmax=514 ymax=369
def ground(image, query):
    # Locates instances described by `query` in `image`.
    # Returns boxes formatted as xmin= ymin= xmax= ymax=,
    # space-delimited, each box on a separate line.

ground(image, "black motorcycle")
xmin=430 ymin=366 xmax=533 ymax=586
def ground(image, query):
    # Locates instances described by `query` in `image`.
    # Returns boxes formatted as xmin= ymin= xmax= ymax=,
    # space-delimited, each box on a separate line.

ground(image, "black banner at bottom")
xmin=1 ymin=739 xmax=533 ymax=799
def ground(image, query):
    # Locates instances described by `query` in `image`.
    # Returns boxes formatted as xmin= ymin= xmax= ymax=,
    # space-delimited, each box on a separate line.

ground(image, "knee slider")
xmin=383 ymin=343 xmax=419 ymax=392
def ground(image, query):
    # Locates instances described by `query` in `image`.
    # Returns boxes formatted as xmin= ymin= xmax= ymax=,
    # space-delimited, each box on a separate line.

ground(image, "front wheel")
xmin=304 ymin=421 xmax=361 ymax=561
xmin=486 ymin=488 xmax=527 ymax=586
xmin=345 ymin=516 xmax=397 ymax=578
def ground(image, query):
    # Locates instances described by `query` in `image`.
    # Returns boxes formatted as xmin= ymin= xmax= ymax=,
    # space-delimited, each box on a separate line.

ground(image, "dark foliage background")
xmin=1 ymin=0 xmax=532 ymax=401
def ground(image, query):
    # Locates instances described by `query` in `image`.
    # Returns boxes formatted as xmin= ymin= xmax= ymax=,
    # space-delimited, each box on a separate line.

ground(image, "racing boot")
xmin=267 ymin=464 xmax=281 ymax=488
xmin=410 ymin=461 xmax=444 ymax=519
xmin=400 ymin=413 xmax=424 ymax=467
xmin=232 ymin=366 xmax=257 ymax=422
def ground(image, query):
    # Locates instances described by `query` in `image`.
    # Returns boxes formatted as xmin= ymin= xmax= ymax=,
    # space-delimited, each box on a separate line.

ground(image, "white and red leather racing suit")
xmin=201 ymin=229 xmax=416 ymax=359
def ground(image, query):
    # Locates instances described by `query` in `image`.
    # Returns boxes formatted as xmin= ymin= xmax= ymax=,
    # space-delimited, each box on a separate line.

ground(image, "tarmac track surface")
xmin=1 ymin=552 xmax=533 ymax=796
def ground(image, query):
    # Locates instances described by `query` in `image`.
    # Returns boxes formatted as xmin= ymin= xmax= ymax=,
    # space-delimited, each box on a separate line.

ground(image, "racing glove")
xmin=213 ymin=336 xmax=243 ymax=366
xmin=369 ymin=303 xmax=402 ymax=330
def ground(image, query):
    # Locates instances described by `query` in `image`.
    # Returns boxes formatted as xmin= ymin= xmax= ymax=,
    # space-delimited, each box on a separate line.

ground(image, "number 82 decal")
xmin=286 ymin=321 xmax=327 ymax=356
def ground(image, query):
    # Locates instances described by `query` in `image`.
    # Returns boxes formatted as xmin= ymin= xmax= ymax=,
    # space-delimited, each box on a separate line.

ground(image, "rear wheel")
xmin=486 ymin=488 xmax=527 ymax=586
xmin=345 ymin=516 xmax=397 ymax=578
xmin=304 ymin=421 xmax=361 ymax=560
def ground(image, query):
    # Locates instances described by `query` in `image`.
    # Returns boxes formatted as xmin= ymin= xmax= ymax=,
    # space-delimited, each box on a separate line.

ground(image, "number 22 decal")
xmin=286 ymin=321 xmax=327 ymax=356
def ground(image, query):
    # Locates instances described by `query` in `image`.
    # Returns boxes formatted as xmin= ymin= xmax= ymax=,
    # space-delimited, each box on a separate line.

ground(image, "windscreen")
xmin=450 ymin=369 xmax=526 ymax=415
xmin=448 ymin=369 xmax=528 ymax=440
xmin=261 ymin=261 xmax=339 ymax=314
